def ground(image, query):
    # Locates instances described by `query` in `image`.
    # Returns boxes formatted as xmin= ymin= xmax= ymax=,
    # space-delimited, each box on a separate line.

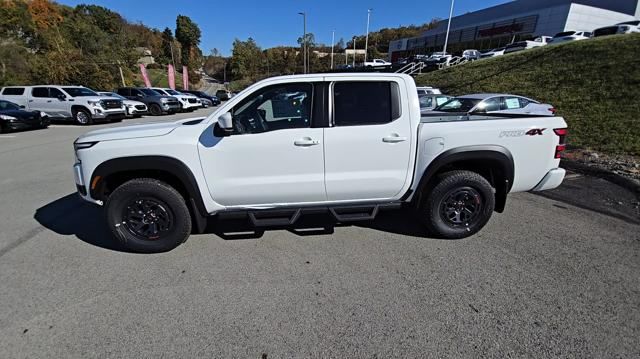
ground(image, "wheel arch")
xmin=413 ymin=145 xmax=514 ymax=213
xmin=90 ymin=156 xmax=208 ymax=230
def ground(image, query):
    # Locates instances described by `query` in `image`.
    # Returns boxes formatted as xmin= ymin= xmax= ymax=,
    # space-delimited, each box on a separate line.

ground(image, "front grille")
xmin=101 ymin=99 xmax=122 ymax=109
xmin=188 ymin=98 xmax=197 ymax=103
xmin=135 ymin=105 xmax=146 ymax=110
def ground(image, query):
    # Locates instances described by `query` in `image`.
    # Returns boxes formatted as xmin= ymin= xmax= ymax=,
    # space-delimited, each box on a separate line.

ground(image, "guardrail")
xmin=395 ymin=62 xmax=426 ymax=76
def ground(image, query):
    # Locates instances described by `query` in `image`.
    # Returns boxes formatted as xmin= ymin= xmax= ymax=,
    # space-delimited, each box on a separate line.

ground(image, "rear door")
xmin=323 ymin=79 xmax=412 ymax=201
xmin=29 ymin=87 xmax=54 ymax=114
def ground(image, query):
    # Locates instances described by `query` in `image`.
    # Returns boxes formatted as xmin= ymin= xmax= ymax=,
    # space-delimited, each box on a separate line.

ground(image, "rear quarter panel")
xmin=414 ymin=116 xmax=567 ymax=192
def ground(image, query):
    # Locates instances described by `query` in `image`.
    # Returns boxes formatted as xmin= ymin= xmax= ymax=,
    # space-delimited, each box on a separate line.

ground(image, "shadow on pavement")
xmin=34 ymin=194 xmax=432 ymax=252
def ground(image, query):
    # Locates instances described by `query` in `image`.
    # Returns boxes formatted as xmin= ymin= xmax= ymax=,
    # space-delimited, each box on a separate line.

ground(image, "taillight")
xmin=549 ymin=107 xmax=557 ymax=115
xmin=553 ymin=128 xmax=568 ymax=158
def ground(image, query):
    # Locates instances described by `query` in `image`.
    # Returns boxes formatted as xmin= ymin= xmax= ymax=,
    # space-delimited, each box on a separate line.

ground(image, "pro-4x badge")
xmin=525 ymin=128 xmax=545 ymax=136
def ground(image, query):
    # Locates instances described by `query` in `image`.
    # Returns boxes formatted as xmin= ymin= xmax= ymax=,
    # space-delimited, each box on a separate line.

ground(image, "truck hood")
xmin=76 ymin=118 xmax=201 ymax=143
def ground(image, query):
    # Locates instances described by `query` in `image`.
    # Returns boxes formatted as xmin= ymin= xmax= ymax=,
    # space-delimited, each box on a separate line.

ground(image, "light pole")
xmin=352 ymin=36 xmax=356 ymax=67
xmin=298 ymin=12 xmax=306 ymax=74
xmin=331 ymin=30 xmax=335 ymax=70
xmin=364 ymin=8 xmax=372 ymax=63
xmin=442 ymin=0 xmax=455 ymax=56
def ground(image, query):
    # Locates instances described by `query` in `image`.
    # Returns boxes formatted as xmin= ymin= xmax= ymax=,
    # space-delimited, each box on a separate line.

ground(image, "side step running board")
xmin=247 ymin=208 xmax=301 ymax=227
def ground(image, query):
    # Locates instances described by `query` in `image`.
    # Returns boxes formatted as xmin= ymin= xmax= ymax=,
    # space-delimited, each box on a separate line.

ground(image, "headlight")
xmin=0 ymin=114 xmax=17 ymax=120
xmin=74 ymin=141 xmax=98 ymax=150
xmin=161 ymin=98 xmax=169 ymax=103
xmin=127 ymin=104 xmax=135 ymax=108
xmin=87 ymin=100 xmax=101 ymax=106
xmin=40 ymin=111 xmax=48 ymax=117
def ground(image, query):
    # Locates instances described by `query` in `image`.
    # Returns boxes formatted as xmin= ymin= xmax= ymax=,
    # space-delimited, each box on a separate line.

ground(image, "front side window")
xmin=436 ymin=98 xmax=480 ymax=112
xmin=48 ymin=88 xmax=65 ymax=98
xmin=140 ymin=89 xmax=160 ymax=96
xmin=333 ymin=81 xmax=393 ymax=126
xmin=477 ymin=97 xmax=501 ymax=112
xmin=230 ymin=83 xmax=312 ymax=134
xmin=419 ymin=96 xmax=433 ymax=108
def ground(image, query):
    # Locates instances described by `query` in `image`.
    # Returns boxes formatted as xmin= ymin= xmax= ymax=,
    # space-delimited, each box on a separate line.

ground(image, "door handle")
xmin=382 ymin=134 xmax=407 ymax=143
xmin=47 ymin=100 xmax=52 ymax=103
xmin=294 ymin=137 xmax=320 ymax=146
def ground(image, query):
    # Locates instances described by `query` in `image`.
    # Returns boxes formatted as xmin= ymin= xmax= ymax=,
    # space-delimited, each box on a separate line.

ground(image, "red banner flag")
xmin=139 ymin=63 xmax=151 ymax=87
xmin=182 ymin=66 xmax=189 ymax=90
xmin=168 ymin=64 xmax=176 ymax=90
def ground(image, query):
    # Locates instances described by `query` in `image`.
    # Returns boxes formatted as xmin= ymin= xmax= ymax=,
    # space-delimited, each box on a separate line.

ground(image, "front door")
xmin=323 ymin=80 xmax=413 ymax=201
xmin=47 ymin=87 xmax=71 ymax=117
xmin=198 ymin=80 xmax=326 ymax=207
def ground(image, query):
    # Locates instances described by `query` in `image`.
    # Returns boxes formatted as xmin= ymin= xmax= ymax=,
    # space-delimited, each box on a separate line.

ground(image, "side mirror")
xmin=57 ymin=94 xmax=67 ymax=101
xmin=218 ymin=112 xmax=233 ymax=130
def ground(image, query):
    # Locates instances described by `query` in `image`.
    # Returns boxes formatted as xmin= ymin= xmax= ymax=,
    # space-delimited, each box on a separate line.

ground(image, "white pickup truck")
xmin=72 ymin=73 xmax=567 ymax=253
xmin=364 ymin=59 xmax=392 ymax=67
xmin=0 ymin=85 xmax=126 ymax=125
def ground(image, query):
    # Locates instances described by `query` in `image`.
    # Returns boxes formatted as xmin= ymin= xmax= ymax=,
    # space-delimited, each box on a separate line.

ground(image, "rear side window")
xmin=32 ymin=87 xmax=48 ymax=98
xmin=333 ymin=81 xmax=399 ymax=126
xmin=503 ymin=97 xmax=522 ymax=109
xmin=2 ymin=87 xmax=25 ymax=95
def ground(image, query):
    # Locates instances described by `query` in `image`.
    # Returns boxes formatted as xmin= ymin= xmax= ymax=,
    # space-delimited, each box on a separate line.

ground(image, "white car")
xmin=0 ymin=85 xmax=125 ymax=125
xmin=151 ymin=88 xmax=201 ymax=112
xmin=593 ymin=20 xmax=640 ymax=37
xmin=480 ymin=47 xmax=505 ymax=58
xmin=462 ymin=49 xmax=481 ymax=60
xmin=504 ymin=36 xmax=552 ymax=54
xmin=364 ymin=59 xmax=392 ymax=67
xmin=416 ymin=86 xmax=442 ymax=95
xmin=549 ymin=31 xmax=591 ymax=44
xmin=434 ymin=94 xmax=556 ymax=116
xmin=72 ymin=73 xmax=567 ymax=253
xmin=98 ymin=92 xmax=147 ymax=118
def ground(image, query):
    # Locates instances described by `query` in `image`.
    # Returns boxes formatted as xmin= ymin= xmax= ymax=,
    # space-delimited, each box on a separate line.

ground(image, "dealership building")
xmin=388 ymin=0 xmax=640 ymax=61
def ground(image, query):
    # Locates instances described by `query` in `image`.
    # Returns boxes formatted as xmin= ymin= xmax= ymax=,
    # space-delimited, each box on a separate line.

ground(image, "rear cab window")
xmin=332 ymin=81 xmax=400 ymax=126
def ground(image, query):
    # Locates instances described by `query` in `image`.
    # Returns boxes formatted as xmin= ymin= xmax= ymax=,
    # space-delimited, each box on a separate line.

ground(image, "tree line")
xmin=0 ymin=0 xmax=203 ymax=90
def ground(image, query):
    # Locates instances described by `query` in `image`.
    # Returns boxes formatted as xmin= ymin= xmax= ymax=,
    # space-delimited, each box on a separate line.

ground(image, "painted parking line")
xmin=0 ymin=135 xmax=16 ymax=138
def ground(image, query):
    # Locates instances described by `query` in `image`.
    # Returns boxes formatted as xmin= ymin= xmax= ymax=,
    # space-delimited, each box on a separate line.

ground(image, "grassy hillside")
xmin=415 ymin=34 xmax=640 ymax=156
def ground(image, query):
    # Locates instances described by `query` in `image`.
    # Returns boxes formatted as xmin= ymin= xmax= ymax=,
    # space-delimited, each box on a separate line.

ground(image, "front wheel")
xmin=419 ymin=170 xmax=495 ymax=239
xmin=105 ymin=178 xmax=192 ymax=253
xmin=149 ymin=103 xmax=163 ymax=116
xmin=73 ymin=108 xmax=93 ymax=125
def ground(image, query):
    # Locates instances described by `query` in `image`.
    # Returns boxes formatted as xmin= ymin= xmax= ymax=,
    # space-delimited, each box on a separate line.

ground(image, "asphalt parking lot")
xmin=0 ymin=107 xmax=638 ymax=358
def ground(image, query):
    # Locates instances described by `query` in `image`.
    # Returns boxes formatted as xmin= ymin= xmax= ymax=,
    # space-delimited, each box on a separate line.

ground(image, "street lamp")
xmin=352 ymin=36 xmax=356 ymax=68
xmin=364 ymin=9 xmax=372 ymax=63
xmin=442 ymin=0 xmax=455 ymax=57
xmin=331 ymin=30 xmax=335 ymax=70
xmin=298 ymin=12 xmax=306 ymax=74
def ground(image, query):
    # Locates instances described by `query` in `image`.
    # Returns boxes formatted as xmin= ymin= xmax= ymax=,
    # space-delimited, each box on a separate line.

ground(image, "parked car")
xmin=182 ymin=90 xmax=221 ymax=106
xmin=151 ymin=88 xmax=201 ymax=112
xmin=116 ymin=87 xmax=180 ymax=116
xmin=98 ymin=92 xmax=147 ymax=118
xmin=504 ymin=36 xmax=552 ymax=54
xmin=419 ymin=94 xmax=453 ymax=114
xmin=434 ymin=94 xmax=556 ymax=116
xmin=216 ymin=89 xmax=232 ymax=101
xmin=462 ymin=49 xmax=481 ymax=60
xmin=0 ymin=99 xmax=50 ymax=132
xmin=549 ymin=31 xmax=591 ymax=44
xmin=416 ymin=86 xmax=442 ymax=95
xmin=480 ymin=47 xmax=505 ymax=58
xmin=593 ymin=20 xmax=640 ymax=37
xmin=72 ymin=73 xmax=567 ymax=253
xmin=364 ymin=59 xmax=392 ymax=67
xmin=0 ymin=85 xmax=125 ymax=125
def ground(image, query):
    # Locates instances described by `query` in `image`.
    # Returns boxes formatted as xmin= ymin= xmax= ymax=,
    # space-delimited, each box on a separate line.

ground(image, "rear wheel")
xmin=149 ymin=103 xmax=162 ymax=116
xmin=419 ymin=170 xmax=495 ymax=239
xmin=73 ymin=108 xmax=93 ymax=125
xmin=105 ymin=178 xmax=192 ymax=253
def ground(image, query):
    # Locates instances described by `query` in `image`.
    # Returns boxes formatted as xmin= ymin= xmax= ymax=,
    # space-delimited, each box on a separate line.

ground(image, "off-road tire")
xmin=419 ymin=170 xmax=495 ymax=239
xmin=105 ymin=178 xmax=192 ymax=253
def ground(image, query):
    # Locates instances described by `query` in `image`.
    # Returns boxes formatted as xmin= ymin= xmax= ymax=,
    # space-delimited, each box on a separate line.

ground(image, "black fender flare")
xmin=90 ymin=156 xmax=209 ymax=220
xmin=413 ymin=145 xmax=515 ymax=212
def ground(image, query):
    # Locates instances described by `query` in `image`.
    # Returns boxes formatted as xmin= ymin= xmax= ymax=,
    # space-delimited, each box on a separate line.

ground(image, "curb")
xmin=561 ymin=159 xmax=640 ymax=198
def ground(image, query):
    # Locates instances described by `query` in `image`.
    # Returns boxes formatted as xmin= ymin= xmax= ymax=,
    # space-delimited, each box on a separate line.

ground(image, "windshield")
xmin=141 ymin=88 xmax=161 ymax=96
xmin=0 ymin=100 xmax=20 ymax=111
xmin=62 ymin=87 xmax=98 ymax=97
xmin=165 ymin=89 xmax=181 ymax=95
xmin=435 ymin=98 xmax=481 ymax=112
xmin=100 ymin=92 xmax=126 ymax=100
xmin=619 ymin=20 xmax=640 ymax=26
